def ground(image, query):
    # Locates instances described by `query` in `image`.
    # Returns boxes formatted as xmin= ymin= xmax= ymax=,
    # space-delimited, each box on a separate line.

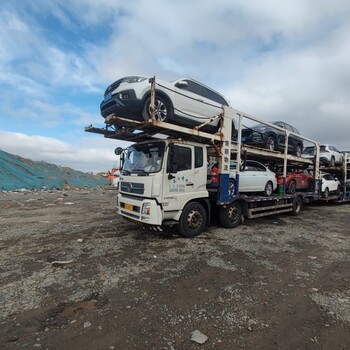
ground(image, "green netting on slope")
xmin=0 ymin=150 xmax=109 ymax=191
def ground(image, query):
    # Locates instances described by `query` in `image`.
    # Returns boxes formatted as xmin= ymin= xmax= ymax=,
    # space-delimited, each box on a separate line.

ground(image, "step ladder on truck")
xmin=85 ymin=77 xmax=322 ymax=237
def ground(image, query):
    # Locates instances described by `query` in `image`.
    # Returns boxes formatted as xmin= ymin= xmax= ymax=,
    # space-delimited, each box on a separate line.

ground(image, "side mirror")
xmin=175 ymin=80 xmax=188 ymax=89
xmin=114 ymin=147 xmax=124 ymax=156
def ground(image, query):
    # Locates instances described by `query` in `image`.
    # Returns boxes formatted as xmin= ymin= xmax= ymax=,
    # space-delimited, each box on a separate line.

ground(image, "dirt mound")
xmin=0 ymin=150 xmax=109 ymax=191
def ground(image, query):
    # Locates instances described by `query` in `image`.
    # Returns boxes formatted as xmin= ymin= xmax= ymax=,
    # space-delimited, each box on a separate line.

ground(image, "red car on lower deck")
xmin=274 ymin=165 xmax=313 ymax=194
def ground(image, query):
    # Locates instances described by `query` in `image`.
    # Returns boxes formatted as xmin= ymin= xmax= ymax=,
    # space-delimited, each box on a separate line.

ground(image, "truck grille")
xmin=120 ymin=181 xmax=144 ymax=195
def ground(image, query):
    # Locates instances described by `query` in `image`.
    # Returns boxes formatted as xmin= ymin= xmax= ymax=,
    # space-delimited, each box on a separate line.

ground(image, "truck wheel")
xmin=265 ymin=135 xmax=276 ymax=151
xmin=292 ymin=196 xmax=302 ymax=215
xmin=178 ymin=202 xmax=206 ymax=237
xmin=142 ymin=95 xmax=173 ymax=122
xmin=264 ymin=181 xmax=273 ymax=196
xmin=219 ymin=202 xmax=242 ymax=228
xmin=288 ymin=180 xmax=296 ymax=194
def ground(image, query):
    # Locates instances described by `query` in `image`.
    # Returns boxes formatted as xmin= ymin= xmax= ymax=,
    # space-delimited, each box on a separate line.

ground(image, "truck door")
xmin=162 ymin=144 xmax=197 ymax=213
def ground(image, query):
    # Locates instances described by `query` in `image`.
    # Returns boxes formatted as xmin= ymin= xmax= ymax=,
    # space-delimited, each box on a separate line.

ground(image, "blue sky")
xmin=1 ymin=0 xmax=350 ymax=172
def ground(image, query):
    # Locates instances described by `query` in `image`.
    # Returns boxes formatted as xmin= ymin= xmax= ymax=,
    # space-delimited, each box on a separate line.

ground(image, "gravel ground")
xmin=0 ymin=188 xmax=349 ymax=349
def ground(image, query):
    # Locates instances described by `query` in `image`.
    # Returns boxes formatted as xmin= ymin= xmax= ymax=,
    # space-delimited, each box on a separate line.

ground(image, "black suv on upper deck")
xmin=241 ymin=121 xmax=303 ymax=156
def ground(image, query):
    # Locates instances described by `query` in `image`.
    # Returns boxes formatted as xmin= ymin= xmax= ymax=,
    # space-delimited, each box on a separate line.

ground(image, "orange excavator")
xmin=106 ymin=166 xmax=119 ymax=182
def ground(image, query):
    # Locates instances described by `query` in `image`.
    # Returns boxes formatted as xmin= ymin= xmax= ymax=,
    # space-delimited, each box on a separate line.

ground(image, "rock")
xmin=191 ymin=330 xmax=208 ymax=344
xmin=83 ymin=321 xmax=92 ymax=328
xmin=77 ymin=239 xmax=84 ymax=243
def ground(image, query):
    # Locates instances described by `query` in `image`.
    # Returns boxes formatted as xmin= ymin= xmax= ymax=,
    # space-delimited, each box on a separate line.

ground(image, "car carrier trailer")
xmin=86 ymin=77 xmax=327 ymax=237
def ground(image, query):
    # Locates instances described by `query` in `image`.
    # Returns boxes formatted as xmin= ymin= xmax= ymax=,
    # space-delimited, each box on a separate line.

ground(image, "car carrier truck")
xmin=86 ymin=77 xmax=348 ymax=237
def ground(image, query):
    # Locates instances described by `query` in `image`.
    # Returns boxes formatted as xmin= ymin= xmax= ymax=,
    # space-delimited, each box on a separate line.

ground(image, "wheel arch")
xmin=264 ymin=132 xmax=278 ymax=141
xmin=231 ymin=198 xmax=248 ymax=217
xmin=178 ymin=198 xmax=211 ymax=227
xmin=142 ymin=89 xmax=174 ymax=110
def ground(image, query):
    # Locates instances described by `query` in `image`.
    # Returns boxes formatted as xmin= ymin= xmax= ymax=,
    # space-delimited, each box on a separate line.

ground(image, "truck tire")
xmin=178 ymin=202 xmax=206 ymax=237
xmin=219 ymin=202 xmax=242 ymax=228
xmin=292 ymin=196 xmax=302 ymax=216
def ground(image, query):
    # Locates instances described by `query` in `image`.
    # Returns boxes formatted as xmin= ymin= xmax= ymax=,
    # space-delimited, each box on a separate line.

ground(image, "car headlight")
xmin=122 ymin=76 xmax=147 ymax=84
xmin=141 ymin=202 xmax=151 ymax=215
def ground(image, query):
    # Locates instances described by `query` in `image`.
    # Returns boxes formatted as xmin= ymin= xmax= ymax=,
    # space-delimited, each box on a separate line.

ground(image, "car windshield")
xmin=250 ymin=123 xmax=266 ymax=129
xmin=122 ymin=142 xmax=165 ymax=174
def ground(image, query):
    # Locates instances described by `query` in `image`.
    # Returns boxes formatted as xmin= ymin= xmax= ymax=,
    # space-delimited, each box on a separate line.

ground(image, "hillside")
xmin=0 ymin=150 xmax=109 ymax=191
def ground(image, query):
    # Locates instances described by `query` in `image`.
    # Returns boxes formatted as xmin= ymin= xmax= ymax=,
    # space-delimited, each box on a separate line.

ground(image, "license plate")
xmin=104 ymin=93 xmax=112 ymax=102
xmin=124 ymin=203 xmax=133 ymax=211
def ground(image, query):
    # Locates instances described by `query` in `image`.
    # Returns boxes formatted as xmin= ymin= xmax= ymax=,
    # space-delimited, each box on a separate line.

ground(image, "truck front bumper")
xmin=117 ymin=194 xmax=163 ymax=226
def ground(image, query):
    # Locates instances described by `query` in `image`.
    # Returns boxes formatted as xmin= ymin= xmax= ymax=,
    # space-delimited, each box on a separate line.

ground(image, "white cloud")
xmin=0 ymin=131 xmax=129 ymax=173
xmin=1 ymin=0 xmax=350 ymax=157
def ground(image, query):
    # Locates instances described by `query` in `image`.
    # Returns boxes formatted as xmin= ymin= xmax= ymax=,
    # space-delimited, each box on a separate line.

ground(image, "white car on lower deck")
xmin=229 ymin=160 xmax=277 ymax=196
xmin=320 ymin=172 xmax=341 ymax=198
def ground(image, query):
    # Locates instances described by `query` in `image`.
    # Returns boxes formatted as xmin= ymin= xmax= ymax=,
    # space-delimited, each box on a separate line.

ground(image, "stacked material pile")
xmin=0 ymin=150 xmax=109 ymax=191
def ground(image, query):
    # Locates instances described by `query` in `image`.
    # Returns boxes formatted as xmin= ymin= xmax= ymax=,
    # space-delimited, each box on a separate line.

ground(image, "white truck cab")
xmin=116 ymin=139 xmax=210 ymax=236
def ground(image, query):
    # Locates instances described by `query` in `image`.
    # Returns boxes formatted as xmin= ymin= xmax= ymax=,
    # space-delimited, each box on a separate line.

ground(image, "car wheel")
xmin=265 ymin=136 xmax=276 ymax=151
xmin=288 ymin=180 xmax=296 ymax=194
xmin=323 ymin=187 xmax=329 ymax=198
xmin=336 ymin=185 xmax=341 ymax=195
xmin=295 ymin=144 xmax=302 ymax=157
xmin=228 ymin=179 xmax=236 ymax=196
xmin=329 ymin=156 xmax=335 ymax=167
xmin=219 ymin=202 xmax=242 ymax=228
xmin=177 ymin=202 xmax=206 ymax=237
xmin=264 ymin=181 xmax=273 ymax=196
xmin=142 ymin=95 xmax=173 ymax=122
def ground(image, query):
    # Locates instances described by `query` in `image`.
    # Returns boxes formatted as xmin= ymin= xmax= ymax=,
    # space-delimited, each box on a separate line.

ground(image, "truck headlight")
xmin=141 ymin=202 xmax=151 ymax=215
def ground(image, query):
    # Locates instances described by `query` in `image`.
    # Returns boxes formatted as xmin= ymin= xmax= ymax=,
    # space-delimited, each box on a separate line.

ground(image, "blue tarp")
xmin=0 ymin=150 xmax=109 ymax=191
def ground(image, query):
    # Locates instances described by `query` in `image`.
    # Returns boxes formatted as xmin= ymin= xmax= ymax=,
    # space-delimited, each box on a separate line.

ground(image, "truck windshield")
xmin=122 ymin=142 xmax=165 ymax=174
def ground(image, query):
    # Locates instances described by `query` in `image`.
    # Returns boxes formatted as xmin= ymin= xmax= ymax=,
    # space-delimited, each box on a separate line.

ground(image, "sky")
xmin=1 ymin=0 xmax=350 ymax=173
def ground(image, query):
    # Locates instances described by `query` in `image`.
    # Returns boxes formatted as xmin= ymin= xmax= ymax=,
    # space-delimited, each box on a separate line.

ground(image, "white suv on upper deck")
xmin=302 ymin=144 xmax=343 ymax=167
xmin=100 ymin=76 xmax=232 ymax=133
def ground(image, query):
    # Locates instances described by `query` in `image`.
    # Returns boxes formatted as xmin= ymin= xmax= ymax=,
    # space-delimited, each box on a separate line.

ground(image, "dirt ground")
xmin=0 ymin=188 xmax=349 ymax=350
